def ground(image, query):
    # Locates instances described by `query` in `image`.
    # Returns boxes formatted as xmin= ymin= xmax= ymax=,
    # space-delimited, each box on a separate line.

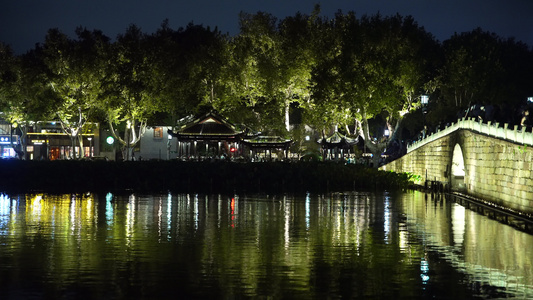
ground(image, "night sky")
xmin=1 ymin=0 xmax=532 ymax=54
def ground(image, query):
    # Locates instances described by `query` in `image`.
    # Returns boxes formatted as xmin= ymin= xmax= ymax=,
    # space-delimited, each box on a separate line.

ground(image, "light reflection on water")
xmin=0 ymin=191 xmax=531 ymax=299
xmin=401 ymin=192 xmax=533 ymax=298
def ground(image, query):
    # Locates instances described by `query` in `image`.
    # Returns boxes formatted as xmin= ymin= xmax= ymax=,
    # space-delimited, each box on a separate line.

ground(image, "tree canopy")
xmin=1 ymin=9 xmax=532 ymax=161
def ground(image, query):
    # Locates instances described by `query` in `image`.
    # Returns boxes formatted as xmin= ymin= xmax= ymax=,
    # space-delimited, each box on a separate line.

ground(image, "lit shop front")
xmin=0 ymin=135 xmax=17 ymax=158
xmin=26 ymin=122 xmax=99 ymax=160
xmin=27 ymin=134 xmax=98 ymax=160
xmin=0 ymin=120 xmax=17 ymax=158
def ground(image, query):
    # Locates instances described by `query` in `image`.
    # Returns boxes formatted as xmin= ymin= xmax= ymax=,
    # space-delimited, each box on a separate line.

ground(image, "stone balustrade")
xmin=408 ymin=118 xmax=533 ymax=153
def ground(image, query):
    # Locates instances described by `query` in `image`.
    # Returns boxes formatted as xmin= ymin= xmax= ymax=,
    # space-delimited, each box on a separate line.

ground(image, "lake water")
xmin=0 ymin=191 xmax=532 ymax=299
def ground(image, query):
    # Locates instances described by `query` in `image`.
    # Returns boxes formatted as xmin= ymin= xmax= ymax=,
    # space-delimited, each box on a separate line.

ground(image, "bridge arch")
xmin=380 ymin=119 xmax=533 ymax=215
xmin=451 ymin=143 xmax=466 ymax=191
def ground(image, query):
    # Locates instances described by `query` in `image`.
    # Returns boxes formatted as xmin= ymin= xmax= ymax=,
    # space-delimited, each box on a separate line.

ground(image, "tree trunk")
xmin=10 ymin=123 xmax=27 ymax=160
xmin=284 ymin=89 xmax=292 ymax=133
xmin=124 ymin=127 xmax=131 ymax=161
xmin=360 ymin=109 xmax=387 ymax=168
xmin=78 ymin=135 xmax=85 ymax=158
xmin=285 ymin=99 xmax=290 ymax=132
xmin=108 ymin=118 xmax=146 ymax=161
xmin=71 ymin=137 xmax=77 ymax=159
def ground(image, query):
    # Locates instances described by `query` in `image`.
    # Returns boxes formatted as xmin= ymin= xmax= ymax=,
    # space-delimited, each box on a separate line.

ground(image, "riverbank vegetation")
xmin=0 ymin=160 xmax=411 ymax=194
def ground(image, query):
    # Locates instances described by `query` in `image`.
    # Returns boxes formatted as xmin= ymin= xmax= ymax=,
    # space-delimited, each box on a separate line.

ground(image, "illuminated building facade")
xmin=0 ymin=120 xmax=17 ymax=158
xmin=138 ymin=126 xmax=173 ymax=160
xmin=26 ymin=121 xmax=100 ymax=160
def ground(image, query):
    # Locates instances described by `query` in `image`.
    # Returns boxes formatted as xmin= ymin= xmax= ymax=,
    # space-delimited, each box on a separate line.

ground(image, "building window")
xmin=154 ymin=127 xmax=163 ymax=139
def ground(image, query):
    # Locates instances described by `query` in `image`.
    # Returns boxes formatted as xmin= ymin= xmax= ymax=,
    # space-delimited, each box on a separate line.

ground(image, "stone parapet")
xmin=408 ymin=118 xmax=533 ymax=153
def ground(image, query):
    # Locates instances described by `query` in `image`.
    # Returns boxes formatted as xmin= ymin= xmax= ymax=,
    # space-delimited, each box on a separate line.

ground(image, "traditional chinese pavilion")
xmin=169 ymin=112 xmax=245 ymax=159
xmin=242 ymin=135 xmax=292 ymax=161
xmin=168 ymin=111 xmax=292 ymax=161
xmin=318 ymin=131 xmax=358 ymax=161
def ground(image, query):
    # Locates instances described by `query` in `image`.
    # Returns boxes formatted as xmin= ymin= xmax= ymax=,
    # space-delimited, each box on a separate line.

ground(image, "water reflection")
xmin=0 ymin=191 xmax=530 ymax=299
xmin=400 ymin=192 xmax=533 ymax=298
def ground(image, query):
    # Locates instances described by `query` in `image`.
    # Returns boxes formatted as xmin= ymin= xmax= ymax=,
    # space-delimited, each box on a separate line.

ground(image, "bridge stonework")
xmin=381 ymin=127 xmax=533 ymax=216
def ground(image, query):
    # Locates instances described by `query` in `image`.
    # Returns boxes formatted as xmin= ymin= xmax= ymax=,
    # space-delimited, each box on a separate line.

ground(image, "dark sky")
xmin=1 ymin=0 xmax=532 ymax=54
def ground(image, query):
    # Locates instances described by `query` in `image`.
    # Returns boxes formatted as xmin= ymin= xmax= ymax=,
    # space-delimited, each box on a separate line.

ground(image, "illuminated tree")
xmin=435 ymin=28 xmax=533 ymax=125
xmin=150 ymin=21 xmax=229 ymax=124
xmin=40 ymin=28 xmax=110 ymax=158
xmin=189 ymin=25 xmax=231 ymax=110
xmin=218 ymin=11 xmax=282 ymax=132
xmin=0 ymin=43 xmax=60 ymax=159
xmin=147 ymin=21 xmax=192 ymax=124
xmin=0 ymin=43 xmax=27 ymax=158
xmin=0 ymin=44 xmax=17 ymax=105
xmin=6 ymin=13 xmax=533 ymax=165
xmin=311 ymin=12 xmax=437 ymax=166
xmin=276 ymin=10 xmax=319 ymax=133
xmin=100 ymin=25 xmax=157 ymax=160
xmin=306 ymin=12 xmax=350 ymax=136
xmin=219 ymin=10 xmax=319 ymax=136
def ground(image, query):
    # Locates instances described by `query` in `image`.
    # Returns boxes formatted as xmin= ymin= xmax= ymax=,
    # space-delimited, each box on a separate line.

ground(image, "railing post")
xmin=495 ymin=123 xmax=502 ymax=140
xmin=504 ymin=123 xmax=509 ymax=140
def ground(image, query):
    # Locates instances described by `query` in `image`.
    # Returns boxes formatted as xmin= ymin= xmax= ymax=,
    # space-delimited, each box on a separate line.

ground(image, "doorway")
xmin=451 ymin=143 xmax=466 ymax=191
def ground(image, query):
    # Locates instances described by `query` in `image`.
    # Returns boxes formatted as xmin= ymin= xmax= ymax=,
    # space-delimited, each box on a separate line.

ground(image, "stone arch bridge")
xmin=381 ymin=118 xmax=533 ymax=216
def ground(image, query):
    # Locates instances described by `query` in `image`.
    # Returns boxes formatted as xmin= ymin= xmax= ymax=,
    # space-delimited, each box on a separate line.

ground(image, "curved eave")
xmin=175 ymin=133 xmax=244 ymax=141
xmin=321 ymin=140 xmax=356 ymax=148
xmin=242 ymin=140 xmax=292 ymax=149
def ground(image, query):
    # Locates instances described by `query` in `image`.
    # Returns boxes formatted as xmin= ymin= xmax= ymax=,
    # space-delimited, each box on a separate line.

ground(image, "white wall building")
xmin=138 ymin=126 xmax=173 ymax=160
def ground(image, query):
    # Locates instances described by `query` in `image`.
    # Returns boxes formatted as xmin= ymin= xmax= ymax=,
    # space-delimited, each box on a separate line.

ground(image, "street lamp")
xmin=421 ymin=95 xmax=429 ymax=105
xmin=528 ymin=97 xmax=533 ymax=103
xmin=106 ymin=136 xmax=115 ymax=161
xmin=421 ymin=95 xmax=429 ymax=114
xmin=420 ymin=95 xmax=430 ymax=140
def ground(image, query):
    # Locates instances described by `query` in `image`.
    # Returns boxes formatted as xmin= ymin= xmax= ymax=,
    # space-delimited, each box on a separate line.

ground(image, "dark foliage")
xmin=0 ymin=160 xmax=410 ymax=194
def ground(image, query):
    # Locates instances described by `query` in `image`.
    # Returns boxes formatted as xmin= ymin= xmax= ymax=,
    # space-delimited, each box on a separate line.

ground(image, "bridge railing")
xmin=407 ymin=118 xmax=533 ymax=153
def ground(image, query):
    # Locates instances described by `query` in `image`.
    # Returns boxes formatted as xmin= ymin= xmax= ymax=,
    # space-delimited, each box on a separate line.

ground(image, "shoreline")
xmin=0 ymin=160 xmax=411 ymax=194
